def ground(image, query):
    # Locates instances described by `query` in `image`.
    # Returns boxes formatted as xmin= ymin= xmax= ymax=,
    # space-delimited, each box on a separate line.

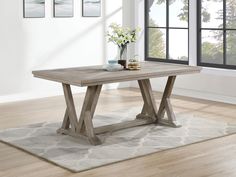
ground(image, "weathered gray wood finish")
xmin=33 ymin=62 xmax=201 ymax=87
xmin=58 ymin=84 xmax=102 ymax=145
xmin=33 ymin=62 xmax=201 ymax=145
xmin=157 ymin=76 xmax=181 ymax=127
xmin=136 ymin=79 xmax=158 ymax=120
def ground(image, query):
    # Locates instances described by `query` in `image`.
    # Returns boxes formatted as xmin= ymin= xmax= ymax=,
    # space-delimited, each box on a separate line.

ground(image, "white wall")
xmin=1 ymin=0 xmax=236 ymax=104
xmin=0 ymin=0 xmax=129 ymax=103
xmin=131 ymin=0 xmax=236 ymax=104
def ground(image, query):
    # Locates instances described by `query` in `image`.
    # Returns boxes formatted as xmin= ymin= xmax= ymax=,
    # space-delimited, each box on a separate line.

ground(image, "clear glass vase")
xmin=117 ymin=45 xmax=128 ymax=60
xmin=117 ymin=45 xmax=128 ymax=68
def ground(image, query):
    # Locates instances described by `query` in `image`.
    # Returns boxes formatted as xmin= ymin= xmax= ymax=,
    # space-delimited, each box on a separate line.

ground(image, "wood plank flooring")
xmin=0 ymin=88 xmax=235 ymax=177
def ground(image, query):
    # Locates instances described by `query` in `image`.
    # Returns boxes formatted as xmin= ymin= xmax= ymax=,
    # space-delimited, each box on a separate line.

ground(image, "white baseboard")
xmin=0 ymin=90 xmax=65 ymax=104
xmin=131 ymin=79 xmax=236 ymax=104
xmin=0 ymin=83 xmax=130 ymax=104
xmin=131 ymin=84 xmax=236 ymax=105
xmin=172 ymin=87 xmax=236 ymax=105
xmin=2 ymin=80 xmax=235 ymax=105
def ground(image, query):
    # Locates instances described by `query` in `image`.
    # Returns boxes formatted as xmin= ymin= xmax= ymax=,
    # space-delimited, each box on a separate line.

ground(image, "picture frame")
xmin=23 ymin=0 xmax=45 ymax=18
xmin=54 ymin=0 xmax=74 ymax=18
xmin=82 ymin=0 xmax=101 ymax=17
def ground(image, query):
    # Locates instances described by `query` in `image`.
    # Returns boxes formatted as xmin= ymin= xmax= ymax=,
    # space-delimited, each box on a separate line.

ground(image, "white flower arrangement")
xmin=107 ymin=23 xmax=141 ymax=47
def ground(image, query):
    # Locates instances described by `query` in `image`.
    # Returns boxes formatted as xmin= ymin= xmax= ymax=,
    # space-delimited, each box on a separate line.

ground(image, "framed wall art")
xmin=23 ymin=0 xmax=45 ymax=18
xmin=54 ymin=0 xmax=74 ymax=17
xmin=82 ymin=0 xmax=101 ymax=17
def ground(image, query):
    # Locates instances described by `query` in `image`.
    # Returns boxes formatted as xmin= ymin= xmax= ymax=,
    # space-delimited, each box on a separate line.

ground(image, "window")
xmin=198 ymin=0 xmax=236 ymax=69
xmin=145 ymin=0 xmax=189 ymax=64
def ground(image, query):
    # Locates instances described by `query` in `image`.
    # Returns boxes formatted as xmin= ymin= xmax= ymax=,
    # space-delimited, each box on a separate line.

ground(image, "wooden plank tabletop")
xmin=32 ymin=62 xmax=202 ymax=87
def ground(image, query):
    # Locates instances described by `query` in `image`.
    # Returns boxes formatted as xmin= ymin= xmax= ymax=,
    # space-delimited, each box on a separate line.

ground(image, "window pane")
xmin=202 ymin=0 xmax=223 ymax=28
xmin=201 ymin=30 xmax=223 ymax=64
xmin=226 ymin=0 xmax=236 ymax=29
xmin=169 ymin=29 xmax=188 ymax=60
xmin=148 ymin=28 xmax=166 ymax=59
xmin=169 ymin=0 xmax=188 ymax=28
xmin=148 ymin=0 xmax=166 ymax=27
xmin=226 ymin=30 xmax=236 ymax=65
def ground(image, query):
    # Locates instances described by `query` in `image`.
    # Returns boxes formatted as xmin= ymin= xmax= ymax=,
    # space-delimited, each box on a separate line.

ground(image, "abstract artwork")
xmin=54 ymin=0 xmax=74 ymax=17
xmin=23 ymin=0 xmax=45 ymax=18
xmin=82 ymin=0 xmax=101 ymax=17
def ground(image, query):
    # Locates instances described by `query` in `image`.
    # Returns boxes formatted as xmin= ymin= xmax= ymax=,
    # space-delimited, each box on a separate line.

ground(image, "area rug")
xmin=0 ymin=108 xmax=236 ymax=172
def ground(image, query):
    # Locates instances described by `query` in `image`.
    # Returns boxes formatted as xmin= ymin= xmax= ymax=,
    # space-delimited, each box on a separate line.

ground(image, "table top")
xmin=32 ymin=62 xmax=201 ymax=87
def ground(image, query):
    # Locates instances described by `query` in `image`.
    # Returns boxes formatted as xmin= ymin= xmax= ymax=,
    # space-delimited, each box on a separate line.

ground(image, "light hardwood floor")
xmin=0 ymin=88 xmax=236 ymax=177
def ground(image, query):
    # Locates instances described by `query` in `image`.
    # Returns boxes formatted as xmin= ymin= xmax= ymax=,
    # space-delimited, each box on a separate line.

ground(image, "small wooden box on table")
xmin=33 ymin=62 xmax=201 ymax=145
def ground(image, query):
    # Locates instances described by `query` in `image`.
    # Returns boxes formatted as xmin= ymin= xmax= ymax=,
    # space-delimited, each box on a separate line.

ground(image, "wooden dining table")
xmin=33 ymin=62 xmax=201 ymax=145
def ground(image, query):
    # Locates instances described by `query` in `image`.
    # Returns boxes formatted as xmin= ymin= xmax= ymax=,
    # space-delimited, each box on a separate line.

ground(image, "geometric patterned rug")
xmin=0 ymin=107 xmax=236 ymax=172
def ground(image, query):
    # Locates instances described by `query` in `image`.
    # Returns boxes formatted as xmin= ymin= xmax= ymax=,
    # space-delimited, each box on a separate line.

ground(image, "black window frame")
xmin=197 ymin=0 xmax=236 ymax=70
xmin=145 ymin=0 xmax=190 ymax=65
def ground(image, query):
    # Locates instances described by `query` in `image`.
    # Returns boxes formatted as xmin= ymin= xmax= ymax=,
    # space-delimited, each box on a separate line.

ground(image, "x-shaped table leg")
xmin=77 ymin=85 xmax=102 ymax=145
xmin=157 ymin=76 xmax=181 ymax=127
xmin=137 ymin=77 xmax=181 ymax=128
xmin=57 ymin=84 xmax=102 ymax=145
xmin=136 ymin=79 xmax=158 ymax=121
